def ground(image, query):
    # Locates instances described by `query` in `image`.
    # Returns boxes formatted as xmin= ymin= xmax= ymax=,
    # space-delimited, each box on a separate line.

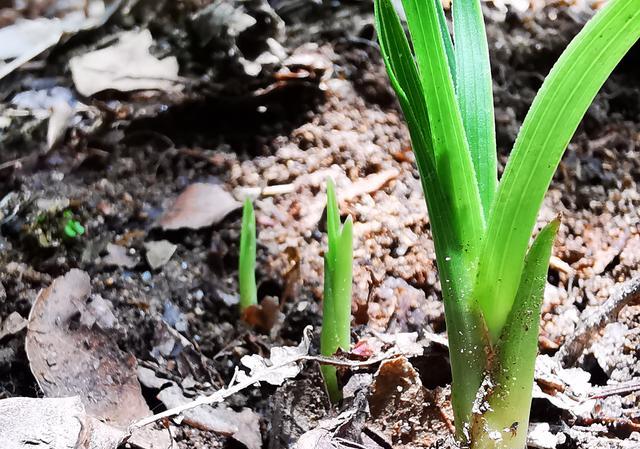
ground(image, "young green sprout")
xmin=374 ymin=0 xmax=639 ymax=447
xmin=320 ymin=179 xmax=353 ymax=403
xmin=239 ymin=198 xmax=257 ymax=312
xmin=62 ymin=210 xmax=85 ymax=239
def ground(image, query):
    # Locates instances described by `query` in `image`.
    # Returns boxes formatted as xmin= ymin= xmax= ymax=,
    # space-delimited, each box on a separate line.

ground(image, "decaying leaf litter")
xmin=0 ymin=0 xmax=639 ymax=448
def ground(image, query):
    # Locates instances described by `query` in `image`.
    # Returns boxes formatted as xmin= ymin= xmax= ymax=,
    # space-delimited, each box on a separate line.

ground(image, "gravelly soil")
xmin=0 ymin=2 xmax=639 ymax=448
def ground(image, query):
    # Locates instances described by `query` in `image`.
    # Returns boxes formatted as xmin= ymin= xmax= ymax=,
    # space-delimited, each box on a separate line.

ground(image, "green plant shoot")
xmin=239 ymin=198 xmax=257 ymax=311
xmin=374 ymin=0 xmax=640 ymax=446
xmin=62 ymin=210 xmax=85 ymax=239
xmin=320 ymin=179 xmax=353 ymax=403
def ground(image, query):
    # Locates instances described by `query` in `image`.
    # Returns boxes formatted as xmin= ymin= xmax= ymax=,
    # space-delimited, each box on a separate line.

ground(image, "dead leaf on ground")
xmin=352 ymin=331 xmax=425 ymax=360
xmin=237 ymin=327 xmax=312 ymax=386
xmin=0 ymin=1 xmax=123 ymax=80
xmin=295 ymin=393 xmax=387 ymax=449
xmin=159 ymin=183 xmax=241 ymax=230
xmin=157 ymin=384 xmax=261 ymax=449
xmin=69 ymin=29 xmax=181 ymax=96
xmin=368 ymin=357 xmax=453 ymax=447
xmin=10 ymin=86 xmax=78 ymax=151
xmin=0 ymin=396 xmax=125 ymax=449
xmin=242 ymin=296 xmax=282 ymax=333
xmin=25 ymin=269 xmax=169 ymax=448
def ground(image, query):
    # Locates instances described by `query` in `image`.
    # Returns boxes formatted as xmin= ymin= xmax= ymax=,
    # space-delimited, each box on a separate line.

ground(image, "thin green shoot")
xmin=239 ymin=198 xmax=257 ymax=312
xmin=320 ymin=178 xmax=353 ymax=403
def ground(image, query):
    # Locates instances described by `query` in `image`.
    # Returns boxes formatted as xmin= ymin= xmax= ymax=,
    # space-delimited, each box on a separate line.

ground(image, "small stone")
xmin=144 ymin=240 xmax=177 ymax=269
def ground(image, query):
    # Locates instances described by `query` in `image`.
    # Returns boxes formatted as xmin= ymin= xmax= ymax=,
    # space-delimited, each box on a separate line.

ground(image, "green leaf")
xmin=334 ymin=216 xmax=353 ymax=350
xmin=435 ymin=1 xmax=456 ymax=83
xmin=452 ymin=0 xmax=497 ymax=215
xmin=470 ymin=219 xmax=559 ymax=448
xmin=239 ymin=198 xmax=257 ymax=311
xmin=375 ymin=0 xmax=487 ymax=432
xmin=475 ymin=0 xmax=640 ymax=341
xmin=401 ymin=0 xmax=485 ymax=257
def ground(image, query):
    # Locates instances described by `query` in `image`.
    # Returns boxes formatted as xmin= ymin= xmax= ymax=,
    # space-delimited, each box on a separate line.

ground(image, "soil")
xmin=0 ymin=1 xmax=639 ymax=448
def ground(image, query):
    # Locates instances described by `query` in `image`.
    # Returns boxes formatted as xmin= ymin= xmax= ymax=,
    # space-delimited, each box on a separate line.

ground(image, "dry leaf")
xmin=157 ymin=384 xmax=261 ymax=449
xmin=368 ymin=357 xmax=453 ymax=446
xmin=159 ymin=183 xmax=241 ymax=230
xmin=47 ymin=101 xmax=75 ymax=149
xmin=237 ymin=329 xmax=311 ymax=386
xmin=0 ymin=396 xmax=125 ymax=449
xmin=25 ymin=269 xmax=170 ymax=448
xmin=242 ymin=296 xmax=282 ymax=333
xmin=0 ymin=2 xmax=123 ymax=80
xmin=69 ymin=29 xmax=181 ymax=96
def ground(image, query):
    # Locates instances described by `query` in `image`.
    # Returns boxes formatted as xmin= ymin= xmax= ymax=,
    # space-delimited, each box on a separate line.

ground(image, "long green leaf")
xmin=452 ymin=0 xmax=497 ymax=215
xmin=375 ymin=0 xmax=487 ymax=433
xmin=239 ymin=198 xmax=257 ymax=311
xmin=401 ymin=0 xmax=485 ymax=256
xmin=475 ymin=0 xmax=640 ymax=341
xmin=470 ymin=219 xmax=558 ymax=449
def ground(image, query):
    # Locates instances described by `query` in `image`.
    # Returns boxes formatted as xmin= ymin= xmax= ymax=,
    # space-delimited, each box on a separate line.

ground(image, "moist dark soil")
xmin=0 ymin=1 xmax=639 ymax=448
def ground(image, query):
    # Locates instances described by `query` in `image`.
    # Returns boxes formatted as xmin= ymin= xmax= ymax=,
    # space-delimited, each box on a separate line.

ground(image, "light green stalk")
xmin=320 ymin=179 xmax=353 ymax=402
xmin=239 ymin=198 xmax=257 ymax=311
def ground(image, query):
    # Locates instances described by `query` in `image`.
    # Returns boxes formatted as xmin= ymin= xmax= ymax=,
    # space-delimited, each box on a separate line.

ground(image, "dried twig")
xmin=555 ymin=277 xmax=640 ymax=367
xmin=129 ymin=331 xmax=408 ymax=433
xmin=589 ymin=379 xmax=640 ymax=400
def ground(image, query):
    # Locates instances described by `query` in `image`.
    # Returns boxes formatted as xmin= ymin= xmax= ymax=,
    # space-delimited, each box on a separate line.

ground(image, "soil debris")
xmin=103 ymin=242 xmax=138 ymax=268
xmin=556 ymin=276 xmax=640 ymax=367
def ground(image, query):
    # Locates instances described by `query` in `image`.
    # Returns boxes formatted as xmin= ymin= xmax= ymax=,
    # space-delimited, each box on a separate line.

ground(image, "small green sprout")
xmin=62 ymin=210 xmax=85 ymax=239
xmin=374 ymin=0 xmax=639 ymax=446
xmin=239 ymin=198 xmax=258 ymax=312
xmin=320 ymin=179 xmax=353 ymax=403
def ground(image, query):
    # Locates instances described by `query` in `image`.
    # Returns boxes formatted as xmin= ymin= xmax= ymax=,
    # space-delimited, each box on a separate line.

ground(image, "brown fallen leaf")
xmin=159 ymin=183 xmax=241 ymax=230
xmin=0 ymin=396 xmax=125 ymax=449
xmin=242 ymin=296 xmax=282 ymax=333
xmin=368 ymin=357 xmax=453 ymax=447
xmin=25 ymin=269 xmax=170 ymax=448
